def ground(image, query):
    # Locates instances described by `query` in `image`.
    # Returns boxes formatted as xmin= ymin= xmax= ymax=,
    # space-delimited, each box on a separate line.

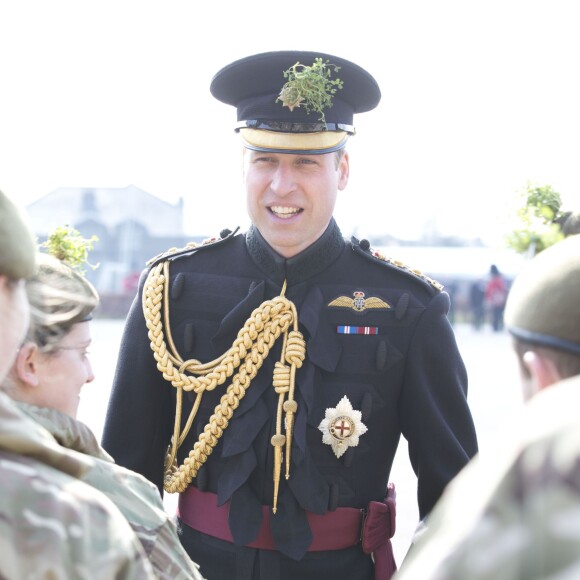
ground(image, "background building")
xmin=27 ymin=185 xmax=205 ymax=316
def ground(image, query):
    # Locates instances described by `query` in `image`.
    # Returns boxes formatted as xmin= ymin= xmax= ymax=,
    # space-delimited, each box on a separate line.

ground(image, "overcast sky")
xmin=1 ymin=0 xmax=578 ymax=245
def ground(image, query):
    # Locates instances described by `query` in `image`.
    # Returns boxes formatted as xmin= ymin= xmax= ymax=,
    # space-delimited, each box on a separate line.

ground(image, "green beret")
xmin=0 ymin=190 xmax=37 ymax=280
xmin=504 ymin=234 xmax=580 ymax=355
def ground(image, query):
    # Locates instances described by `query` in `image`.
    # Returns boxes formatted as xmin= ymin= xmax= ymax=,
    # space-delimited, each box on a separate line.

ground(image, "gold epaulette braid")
xmin=143 ymin=261 xmax=305 ymax=512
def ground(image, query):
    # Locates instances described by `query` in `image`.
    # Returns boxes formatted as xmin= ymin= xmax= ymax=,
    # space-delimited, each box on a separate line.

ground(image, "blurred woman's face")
xmin=0 ymin=276 xmax=30 ymax=382
xmin=32 ymin=321 xmax=95 ymax=418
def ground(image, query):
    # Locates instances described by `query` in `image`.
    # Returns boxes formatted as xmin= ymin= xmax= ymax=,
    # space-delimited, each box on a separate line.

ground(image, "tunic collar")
xmin=245 ymin=219 xmax=345 ymax=285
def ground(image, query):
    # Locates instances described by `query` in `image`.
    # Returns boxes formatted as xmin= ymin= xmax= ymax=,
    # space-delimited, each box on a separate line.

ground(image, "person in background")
xmin=2 ymin=234 xmax=204 ymax=580
xmin=102 ymin=50 xmax=478 ymax=580
xmin=0 ymin=191 xmax=155 ymax=579
xmin=394 ymin=233 xmax=580 ymax=579
xmin=484 ymin=264 xmax=508 ymax=332
xmin=469 ymin=278 xmax=486 ymax=331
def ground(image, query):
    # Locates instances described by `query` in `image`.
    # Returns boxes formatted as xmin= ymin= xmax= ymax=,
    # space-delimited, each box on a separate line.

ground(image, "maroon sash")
xmin=178 ymin=485 xmax=397 ymax=579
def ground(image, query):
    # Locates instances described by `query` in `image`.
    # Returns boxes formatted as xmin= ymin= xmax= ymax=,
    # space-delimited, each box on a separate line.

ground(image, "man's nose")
xmin=270 ymin=165 xmax=297 ymax=196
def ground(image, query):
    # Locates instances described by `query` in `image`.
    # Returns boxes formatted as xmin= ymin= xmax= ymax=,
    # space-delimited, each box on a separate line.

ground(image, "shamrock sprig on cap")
xmin=40 ymin=225 xmax=99 ymax=275
xmin=276 ymin=58 xmax=344 ymax=126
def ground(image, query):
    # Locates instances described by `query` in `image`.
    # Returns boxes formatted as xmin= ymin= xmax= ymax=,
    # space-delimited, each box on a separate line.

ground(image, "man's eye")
xmin=297 ymin=158 xmax=316 ymax=166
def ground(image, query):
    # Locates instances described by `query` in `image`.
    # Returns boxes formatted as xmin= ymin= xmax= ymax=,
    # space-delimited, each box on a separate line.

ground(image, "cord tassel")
xmin=144 ymin=269 xmax=306 ymax=502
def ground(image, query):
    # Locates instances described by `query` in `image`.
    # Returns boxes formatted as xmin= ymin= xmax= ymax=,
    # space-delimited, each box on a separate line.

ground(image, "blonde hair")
xmin=26 ymin=254 xmax=99 ymax=352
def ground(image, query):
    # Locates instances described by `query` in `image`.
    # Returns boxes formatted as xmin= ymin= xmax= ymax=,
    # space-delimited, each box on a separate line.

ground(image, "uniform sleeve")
xmin=0 ymin=465 xmax=156 ymax=580
xmin=399 ymin=290 xmax=478 ymax=518
xmin=86 ymin=457 xmax=205 ymax=579
xmin=394 ymin=458 xmax=534 ymax=580
xmin=101 ymin=271 xmax=175 ymax=493
xmin=397 ymin=384 xmax=580 ymax=579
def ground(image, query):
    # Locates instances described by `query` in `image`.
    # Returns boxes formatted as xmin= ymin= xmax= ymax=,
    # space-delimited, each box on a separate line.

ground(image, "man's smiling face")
xmin=243 ymin=149 xmax=349 ymax=258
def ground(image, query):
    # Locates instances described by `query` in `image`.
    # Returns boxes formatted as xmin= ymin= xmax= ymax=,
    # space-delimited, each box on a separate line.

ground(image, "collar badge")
xmin=328 ymin=291 xmax=391 ymax=312
xmin=318 ymin=396 xmax=368 ymax=458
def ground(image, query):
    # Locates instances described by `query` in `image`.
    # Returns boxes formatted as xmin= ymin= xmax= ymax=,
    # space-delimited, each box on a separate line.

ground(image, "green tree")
xmin=505 ymin=184 xmax=567 ymax=256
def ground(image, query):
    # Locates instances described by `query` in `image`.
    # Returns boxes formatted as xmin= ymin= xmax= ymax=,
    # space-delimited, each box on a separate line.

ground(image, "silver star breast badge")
xmin=318 ymin=396 xmax=368 ymax=458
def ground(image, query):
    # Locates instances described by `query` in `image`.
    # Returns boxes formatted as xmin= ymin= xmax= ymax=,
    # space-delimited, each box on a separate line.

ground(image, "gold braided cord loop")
xmin=142 ymin=263 xmax=306 ymax=506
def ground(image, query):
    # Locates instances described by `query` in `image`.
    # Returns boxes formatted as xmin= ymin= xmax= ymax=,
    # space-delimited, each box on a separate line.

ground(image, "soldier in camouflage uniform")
xmin=0 ymin=190 xmax=156 ymax=579
xmin=3 ymin=251 xmax=204 ymax=579
xmin=395 ymin=233 xmax=580 ymax=580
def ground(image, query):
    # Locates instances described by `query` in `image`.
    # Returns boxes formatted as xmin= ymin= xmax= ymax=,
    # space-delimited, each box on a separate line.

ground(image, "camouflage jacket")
xmin=0 ymin=391 xmax=155 ymax=579
xmin=395 ymin=374 xmax=580 ymax=580
xmin=17 ymin=402 xmax=204 ymax=580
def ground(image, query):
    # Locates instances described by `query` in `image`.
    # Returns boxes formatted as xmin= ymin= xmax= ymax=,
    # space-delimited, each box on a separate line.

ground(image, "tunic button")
xmin=361 ymin=392 xmax=373 ymax=420
xmin=395 ymin=293 xmax=410 ymax=320
xmin=171 ymin=273 xmax=185 ymax=300
xmin=359 ymin=239 xmax=371 ymax=251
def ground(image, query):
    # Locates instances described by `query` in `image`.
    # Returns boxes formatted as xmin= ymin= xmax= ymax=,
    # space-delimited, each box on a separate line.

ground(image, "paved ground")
xmin=80 ymin=319 xmax=524 ymax=565
xmin=387 ymin=323 xmax=523 ymax=562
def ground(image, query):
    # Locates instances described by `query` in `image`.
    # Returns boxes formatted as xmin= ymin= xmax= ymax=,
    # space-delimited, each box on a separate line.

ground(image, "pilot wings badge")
xmin=328 ymin=291 xmax=390 ymax=312
xmin=318 ymin=396 xmax=368 ymax=459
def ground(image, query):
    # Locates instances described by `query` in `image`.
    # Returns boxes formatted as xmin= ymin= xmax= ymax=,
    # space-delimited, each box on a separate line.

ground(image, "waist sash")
xmin=177 ymin=486 xmax=363 ymax=552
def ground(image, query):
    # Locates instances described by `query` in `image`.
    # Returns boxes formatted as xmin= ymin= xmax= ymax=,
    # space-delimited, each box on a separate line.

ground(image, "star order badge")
xmin=318 ymin=396 xmax=368 ymax=458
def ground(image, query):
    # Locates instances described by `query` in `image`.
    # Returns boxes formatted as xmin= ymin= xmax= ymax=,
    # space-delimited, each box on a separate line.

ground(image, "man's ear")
xmin=522 ymin=350 xmax=561 ymax=394
xmin=338 ymin=151 xmax=349 ymax=191
xmin=14 ymin=342 xmax=40 ymax=388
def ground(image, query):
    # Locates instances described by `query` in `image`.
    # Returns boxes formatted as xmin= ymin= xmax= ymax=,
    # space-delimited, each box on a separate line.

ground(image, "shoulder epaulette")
xmin=350 ymin=236 xmax=444 ymax=293
xmin=146 ymin=227 xmax=240 ymax=268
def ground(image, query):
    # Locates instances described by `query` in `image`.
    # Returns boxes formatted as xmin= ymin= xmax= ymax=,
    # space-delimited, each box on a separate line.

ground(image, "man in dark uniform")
xmin=102 ymin=51 xmax=478 ymax=580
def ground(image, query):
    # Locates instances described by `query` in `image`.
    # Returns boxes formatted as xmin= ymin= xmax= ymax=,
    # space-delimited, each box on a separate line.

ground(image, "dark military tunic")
xmin=102 ymin=219 xmax=478 ymax=580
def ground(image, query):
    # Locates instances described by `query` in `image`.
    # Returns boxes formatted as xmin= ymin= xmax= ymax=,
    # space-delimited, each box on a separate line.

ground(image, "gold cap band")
xmin=240 ymin=128 xmax=349 ymax=154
